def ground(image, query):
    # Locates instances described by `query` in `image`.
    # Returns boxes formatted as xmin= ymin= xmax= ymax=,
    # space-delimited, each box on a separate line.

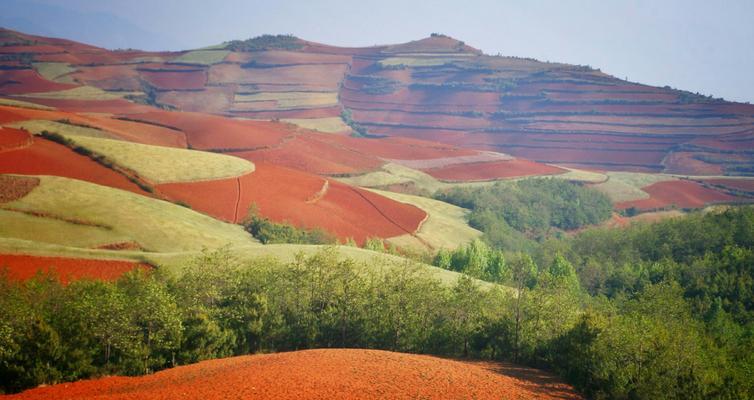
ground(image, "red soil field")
xmin=0 ymin=127 xmax=32 ymax=151
xmin=120 ymin=111 xmax=291 ymax=150
xmin=158 ymin=163 xmax=426 ymax=243
xmin=0 ymin=137 xmax=148 ymax=195
xmin=0 ymin=254 xmax=149 ymax=284
xmin=208 ymin=63 xmax=347 ymax=89
xmin=140 ymin=69 xmax=207 ymax=90
xmin=0 ymin=69 xmax=78 ymax=94
xmin=317 ymin=134 xmax=478 ymax=160
xmin=616 ymin=180 xmax=739 ymax=210
xmin=703 ymin=179 xmax=754 ymax=193
xmin=233 ymin=134 xmax=384 ymax=175
xmin=75 ymin=114 xmax=188 ymax=148
xmin=230 ymin=105 xmax=342 ymax=119
xmin=70 ymin=65 xmax=142 ymax=91
xmin=2 ymin=349 xmax=582 ymax=400
xmin=425 ymin=159 xmax=565 ymax=181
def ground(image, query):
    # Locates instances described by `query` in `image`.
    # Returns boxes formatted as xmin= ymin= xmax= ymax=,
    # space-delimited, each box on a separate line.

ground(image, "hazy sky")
xmin=3 ymin=0 xmax=753 ymax=103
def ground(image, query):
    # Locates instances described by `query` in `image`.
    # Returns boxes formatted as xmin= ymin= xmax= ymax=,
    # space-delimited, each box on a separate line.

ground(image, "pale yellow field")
xmin=0 ymin=176 xmax=257 ymax=252
xmin=368 ymin=189 xmax=482 ymax=251
xmin=593 ymin=172 xmax=677 ymax=203
xmin=32 ymin=62 xmax=77 ymax=83
xmin=280 ymin=117 xmax=351 ymax=133
xmin=337 ymin=163 xmax=497 ymax=194
xmin=54 ymin=135 xmax=255 ymax=184
xmin=19 ymin=86 xmax=137 ymax=101
xmin=8 ymin=120 xmax=114 ymax=139
xmin=0 ymin=98 xmax=55 ymax=110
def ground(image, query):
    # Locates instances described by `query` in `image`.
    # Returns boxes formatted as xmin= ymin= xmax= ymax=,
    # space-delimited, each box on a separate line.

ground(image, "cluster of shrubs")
xmin=226 ymin=34 xmax=303 ymax=52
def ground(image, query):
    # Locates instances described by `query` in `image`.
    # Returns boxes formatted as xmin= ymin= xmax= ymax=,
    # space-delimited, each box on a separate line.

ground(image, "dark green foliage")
xmin=226 ymin=34 xmax=303 ymax=52
xmin=242 ymin=207 xmax=335 ymax=245
xmin=340 ymin=108 xmax=369 ymax=137
xmin=436 ymin=178 xmax=612 ymax=249
xmin=434 ymin=239 xmax=507 ymax=282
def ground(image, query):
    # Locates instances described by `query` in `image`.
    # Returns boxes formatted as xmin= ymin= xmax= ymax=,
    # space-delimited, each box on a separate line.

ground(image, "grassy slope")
xmin=1 ymin=175 xmax=257 ymax=252
xmin=368 ymin=188 xmax=482 ymax=250
xmin=593 ymin=172 xmax=677 ymax=203
xmin=338 ymin=163 xmax=497 ymax=193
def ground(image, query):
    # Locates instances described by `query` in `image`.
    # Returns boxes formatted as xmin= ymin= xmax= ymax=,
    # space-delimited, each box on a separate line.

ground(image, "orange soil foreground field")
xmin=425 ymin=159 xmax=565 ymax=181
xmin=616 ymin=180 xmax=739 ymax=210
xmin=158 ymin=163 xmax=426 ymax=243
xmin=3 ymin=349 xmax=583 ymax=400
xmin=0 ymin=254 xmax=150 ymax=284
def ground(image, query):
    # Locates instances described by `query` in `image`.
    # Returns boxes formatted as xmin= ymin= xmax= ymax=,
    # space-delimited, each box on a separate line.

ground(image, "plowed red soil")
xmin=75 ymin=115 xmax=188 ymax=148
xmin=0 ymin=127 xmax=32 ymax=151
xmin=702 ymin=179 xmax=754 ymax=193
xmin=425 ymin=159 xmax=565 ymax=181
xmin=232 ymin=134 xmax=384 ymax=175
xmin=0 ymin=175 xmax=39 ymax=202
xmin=120 ymin=111 xmax=291 ymax=150
xmin=0 ymin=69 xmax=78 ymax=94
xmin=158 ymin=163 xmax=426 ymax=243
xmin=3 ymin=349 xmax=583 ymax=400
xmin=0 ymin=137 xmax=148 ymax=195
xmin=140 ymin=69 xmax=207 ymax=90
xmin=616 ymin=180 xmax=740 ymax=210
xmin=0 ymin=254 xmax=149 ymax=284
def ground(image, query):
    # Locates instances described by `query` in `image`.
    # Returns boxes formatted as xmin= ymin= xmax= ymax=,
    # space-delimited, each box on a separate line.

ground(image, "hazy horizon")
xmin=3 ymin=0 xmax=753 ymax=103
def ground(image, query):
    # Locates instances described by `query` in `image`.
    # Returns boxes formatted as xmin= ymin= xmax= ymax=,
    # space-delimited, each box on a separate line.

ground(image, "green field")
xmin=0 ymin=176 xmax=257 ymax=252
xmin=369 ymin=188 xmax=482 ymax=251
xmin=170 ymin=50 xmax=230 ymax=65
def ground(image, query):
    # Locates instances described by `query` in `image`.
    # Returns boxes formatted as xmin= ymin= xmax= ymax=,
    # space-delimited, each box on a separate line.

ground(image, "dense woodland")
xmin=1 ymin=184 xmax=753 ymax=398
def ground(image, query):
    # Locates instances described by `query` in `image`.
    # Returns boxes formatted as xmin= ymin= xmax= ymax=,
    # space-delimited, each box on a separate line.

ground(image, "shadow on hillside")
xmin=478 ymin=361 xmax=583 ymax=400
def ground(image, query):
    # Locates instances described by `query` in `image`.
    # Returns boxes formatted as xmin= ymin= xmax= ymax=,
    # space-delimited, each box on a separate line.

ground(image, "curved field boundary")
xmin=0 ymin=127 xmax=33 ymax=153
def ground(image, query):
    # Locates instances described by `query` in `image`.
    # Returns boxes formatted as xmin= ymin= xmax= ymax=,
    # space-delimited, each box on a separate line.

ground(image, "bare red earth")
xmin=0 ymin=137 xmax=148 ymax=195
xmin=158 ymin=163 xmax=426 ymax=243
xmin=2 ymin=349 xmax=583 ymax=400
xmin=0 ymin=254 xmax=149 ymax=284
xmin=616 ymin=180 xmax=740 ymax=210
xmin=425 ymin=159 xmax=565 ymax=181
xmin=120 ymin=111 xmax=291 ymax=150
xmin=0 ymin=127 xmax=32 ymax=151
xmin=702 ymin=179 xmax=754 ymax=193
xmin=0 ymin=69 xmax=78 ymax=94
xmin=0 ymin=175 xmax=39 ymax=202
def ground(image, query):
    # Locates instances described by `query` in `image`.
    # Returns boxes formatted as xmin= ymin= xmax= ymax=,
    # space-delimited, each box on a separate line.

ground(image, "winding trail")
xmin=232 ymin=176 xmax=242 ymax=223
